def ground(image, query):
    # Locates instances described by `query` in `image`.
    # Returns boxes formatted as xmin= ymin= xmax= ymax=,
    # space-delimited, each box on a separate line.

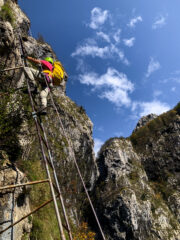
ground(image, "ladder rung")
xmin=0 ymin=194 xmax=60 ymax=235
xmin=0 ymin=179 xmax=49 ymax=191
xmin=0 ymin=66 xmax=24 ymax=72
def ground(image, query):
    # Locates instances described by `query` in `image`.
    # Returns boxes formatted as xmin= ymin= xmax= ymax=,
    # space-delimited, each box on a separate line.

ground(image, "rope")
xmin=28 ymin=27 xmax=106 ymax=240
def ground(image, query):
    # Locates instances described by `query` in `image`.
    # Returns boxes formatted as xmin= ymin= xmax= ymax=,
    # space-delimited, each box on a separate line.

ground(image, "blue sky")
xmin=19 ymin=0 xmax=180 ymax=154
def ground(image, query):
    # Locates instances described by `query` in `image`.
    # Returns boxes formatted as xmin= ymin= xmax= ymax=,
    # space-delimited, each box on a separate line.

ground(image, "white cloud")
xmin=171 ymin=70 xmax=180 ymax=75
xmin=76 ymin=59 xmax=87 ymax=72
xmin=171 ymin=87 xmax=176 ymax=92
xmin=72 ymin=41 xmax=129 ymax=65
xmin=127 ymin=16 xmax=142 ymax=28
xmin=153 ymin=90 xmax=162 ymax=98
xmin=113 ymin=29 xmax=121 ymax=43
xmin=89 ymin=7 xmax=109 ymax=29
xmin=71 ymin=43 xmax=109 ymax=58
xmin=146 ymin=57 xmax=161 ymax=78
xmin=123 ymin=37 xmax=135 ymax=47
xmin=152 ymin=15 xmax=167 ymax=29
xmin=172 ymin=77 xmax=180 ymax=83
xmin=97 ymin=126 xmax=104 ymax=132
xmin=72 ymin=9 xmax=130 ymax=66
xmin=132 ymin=100 xmax=170 ymax=117
xmin=110 ymin=44 xmax=129 ymax=65
xmin=96 ymin=31 xmax=110 ymax=43
xmin=160 ymin=76 xmax=180 ymax=84
xmin=79 ymin=68 xmax=134 ymax=107
xmin=94 ymin=138 xmax=104 ymax=156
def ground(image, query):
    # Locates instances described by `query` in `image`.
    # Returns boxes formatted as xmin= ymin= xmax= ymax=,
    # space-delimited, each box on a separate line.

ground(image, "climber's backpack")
xmin=52 ymin=61 xmax=68 ymax=86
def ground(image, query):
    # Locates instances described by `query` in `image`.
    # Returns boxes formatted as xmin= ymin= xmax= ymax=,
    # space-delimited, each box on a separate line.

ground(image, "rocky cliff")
xmin=92 ymin=106 xmax=180 ymax=240
xmin=0 ymin=1 xmax=96 ymax=239
xmin=0 ymin=1 xmax=180 ymax=240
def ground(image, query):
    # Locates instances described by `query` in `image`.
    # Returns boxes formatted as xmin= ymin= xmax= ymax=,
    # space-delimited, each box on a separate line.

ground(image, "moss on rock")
xmin=130 ymin=103 xmax=180 ymax=154
xmin=0 ymin=1 xmax=15 ymax=25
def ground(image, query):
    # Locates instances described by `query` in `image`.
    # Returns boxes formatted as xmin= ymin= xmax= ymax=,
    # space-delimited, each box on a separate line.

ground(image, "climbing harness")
xmin=0 ymin=25 xmax=106 ymax=240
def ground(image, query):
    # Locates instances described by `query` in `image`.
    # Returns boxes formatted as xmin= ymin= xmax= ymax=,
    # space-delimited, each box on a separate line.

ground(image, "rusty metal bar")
xmin=36 ymin=119 xmax=51 ymax=151
xmin=0 ymin=179 xmax=49 ymax=191
xmin=0 ymin=66 xmax=23 ymax=72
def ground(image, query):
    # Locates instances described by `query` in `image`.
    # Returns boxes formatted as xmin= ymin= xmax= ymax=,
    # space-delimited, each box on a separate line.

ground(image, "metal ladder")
xmin=0 ymin=34 xmax=73 ymax=240
xmin=0 ymin=28 xmax=106 ymax=240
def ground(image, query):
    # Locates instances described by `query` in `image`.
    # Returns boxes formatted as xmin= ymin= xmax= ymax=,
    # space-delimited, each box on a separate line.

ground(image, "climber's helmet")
xmin=44 ymin=57 xmax=54 ymax=65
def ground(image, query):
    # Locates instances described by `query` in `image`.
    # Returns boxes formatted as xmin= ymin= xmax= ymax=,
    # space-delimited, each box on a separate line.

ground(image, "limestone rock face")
xmin=0 ymin=21 xmax=14 ymax=49
xmin=10 ymin=1 xmax=30 ymax=33
xmin=23 ymin=36 xmax=56 ymax=60
xmin=45 ymin=94 xmax=98 ymax=191
xmin=0 ymin=151 xmax=32 ymax=240
xmin=92 ymin=110 xmax=180 ymax=240
xmin=133 ymin=114 xmax=158 ymax=132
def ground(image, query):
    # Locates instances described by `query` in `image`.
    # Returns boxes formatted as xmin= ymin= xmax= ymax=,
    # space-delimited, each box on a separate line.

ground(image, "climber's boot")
xmin=36 ymin=105 xmax=47 ymax=115
xmin=22 ymin=84 xmax=37 ymax=94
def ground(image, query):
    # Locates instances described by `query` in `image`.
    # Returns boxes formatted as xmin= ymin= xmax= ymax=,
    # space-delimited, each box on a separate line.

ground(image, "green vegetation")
xmin=0 ymin=1 xmax=15 ymax=25
xmin=37 ymin=33 xmax=46 ymax=44
xmin=0 ymin=91 xmax=23 ymax=161
xmin=150 ymin=179 xmax=176 ymax=202
xmin=29 ymin=206 xmax=60 ymax=240
xmin=21 ymin=233 xmax=29 ymax=240
xmin=130 ymin=102 xmax=180 ymax=153
xmin=128 ymin=170 xmax=139 ymax=183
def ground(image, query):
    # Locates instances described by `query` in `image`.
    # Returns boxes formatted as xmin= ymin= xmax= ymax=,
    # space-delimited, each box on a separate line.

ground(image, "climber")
xmin=25 ymin=56 xmax=54 ymax=115
xmin=17 ymin=54 xmax=67 ymax=115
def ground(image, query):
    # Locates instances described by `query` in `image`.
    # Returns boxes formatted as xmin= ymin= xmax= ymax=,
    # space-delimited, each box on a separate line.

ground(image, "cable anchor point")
xmin=32 ymin=111 xmax=37 ymax=119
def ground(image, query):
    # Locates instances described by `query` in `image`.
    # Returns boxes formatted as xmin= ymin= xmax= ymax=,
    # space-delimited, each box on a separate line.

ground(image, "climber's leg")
xmin=17 ymin=67 xmax=26 ymax=89
xmin=38 ymin=87 xmax=49 ymax=114
xmin=18 ymin=67 xmax=40 ymax=93
xmin=40 ymin=87 xmax=49 ymax=108
xmin=23 ymin=67 xmax=38 ymax=86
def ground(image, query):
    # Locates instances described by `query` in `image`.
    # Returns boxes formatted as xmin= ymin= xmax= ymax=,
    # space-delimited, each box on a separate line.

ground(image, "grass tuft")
xmin=0 ymin=1 xmax=15 ymax=24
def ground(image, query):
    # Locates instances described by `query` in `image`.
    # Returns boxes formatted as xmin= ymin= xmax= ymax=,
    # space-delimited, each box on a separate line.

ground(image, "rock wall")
xmin=92 ymin=106 xmax=180 ymax=240
xmin=0 ymin=1 xmax=96 ymax=239
xmin=0 ymin=151 xmax=31 ymax=240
